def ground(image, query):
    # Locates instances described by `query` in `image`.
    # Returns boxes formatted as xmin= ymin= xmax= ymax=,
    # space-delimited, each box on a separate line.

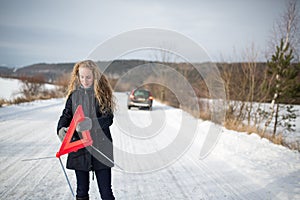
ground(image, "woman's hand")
xmin=58 ymin=127 xmax=68 ymax=142
xmin=76 ymin=117 xmax=92 ymax=132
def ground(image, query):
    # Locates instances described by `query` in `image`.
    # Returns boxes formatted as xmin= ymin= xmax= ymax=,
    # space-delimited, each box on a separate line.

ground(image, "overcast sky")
xmin=0 ymin=0 xmax=291 ymax=67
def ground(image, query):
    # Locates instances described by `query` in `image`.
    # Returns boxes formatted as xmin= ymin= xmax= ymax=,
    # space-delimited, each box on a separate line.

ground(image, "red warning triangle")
xmin=56 ymin=105 xmax=93 ymax=158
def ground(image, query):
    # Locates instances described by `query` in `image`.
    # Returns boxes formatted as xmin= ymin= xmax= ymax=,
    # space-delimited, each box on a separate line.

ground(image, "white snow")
xmin=0 ymin=78 xmax=22 ymax=99
xmin=0 ymin=77 xmax=57 ymax=100
xmin=0 ymin=92 xmax=299 ymax=200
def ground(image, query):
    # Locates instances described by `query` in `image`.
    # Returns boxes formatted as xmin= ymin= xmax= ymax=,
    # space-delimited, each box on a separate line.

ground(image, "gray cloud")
xmin=0 ymin=0 xmax=288 ymax=67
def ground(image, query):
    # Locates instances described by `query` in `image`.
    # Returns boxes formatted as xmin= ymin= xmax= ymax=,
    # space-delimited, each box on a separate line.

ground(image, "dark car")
xmin=127 ymin=88 xmax=153 ymax=110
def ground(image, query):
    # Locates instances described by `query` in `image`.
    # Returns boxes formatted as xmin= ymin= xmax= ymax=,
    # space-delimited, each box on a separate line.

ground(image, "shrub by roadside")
xmin=0 ymin=88 xmax=65 ymax=107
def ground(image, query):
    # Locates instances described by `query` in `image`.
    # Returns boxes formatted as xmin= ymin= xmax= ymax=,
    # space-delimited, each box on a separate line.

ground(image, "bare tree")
xmin=242 ymin=44 xmax=259 ymax=126
xmin=19 ymin=75 xmax=45 ymax=99
xmin=54 ymin=73 xmax=71 ymax=95
xmin=221 ymin=43 xmax=267 ymax=132
xmin=267 ymin=0 xmax=300 ymax=61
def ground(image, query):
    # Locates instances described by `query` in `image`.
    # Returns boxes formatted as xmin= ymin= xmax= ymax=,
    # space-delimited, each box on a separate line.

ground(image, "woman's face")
xmin=78 ymin=67 xmax=94 ymax=88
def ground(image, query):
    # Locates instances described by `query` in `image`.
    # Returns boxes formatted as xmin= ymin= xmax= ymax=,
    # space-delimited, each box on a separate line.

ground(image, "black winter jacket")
xmin=57 ymin=87 xmax=114 ymax=171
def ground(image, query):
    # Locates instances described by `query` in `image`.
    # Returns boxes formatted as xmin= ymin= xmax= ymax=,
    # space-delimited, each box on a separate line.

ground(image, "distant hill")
xmin=0 ymin=66 xmax=15 ymax=77
xmin=0 ymin=60 xmax=155 ymax=83
xmin=1 ymin=60 xmax=299 ymax=104
xmin=0 ymin=60 xmax=279 ymax=88
xmin=0 ymin=60 xmax=271 ymax=90
xmin=12 ymin=63 xmax=75 ymax=82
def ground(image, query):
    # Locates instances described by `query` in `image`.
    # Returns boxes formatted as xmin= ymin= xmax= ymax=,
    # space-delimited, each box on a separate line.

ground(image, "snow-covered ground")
xmin=0 ymin=78 xmax=22 ymax=99
xmin=0 ymin=77 xmax=57 ymax=100
xmin=198 ymin=98 xmax=300 ymax=150
xmin=0 ymin=92 xmax=299 ymax=200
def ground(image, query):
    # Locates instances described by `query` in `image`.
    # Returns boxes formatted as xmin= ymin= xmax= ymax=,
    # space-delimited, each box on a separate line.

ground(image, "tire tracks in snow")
xmin=186 ymin=156 xmax=271 ymax=200
xmin=0 ymin=100 xmax=63 ymax=122
xmin=0 ymin=99 xmax=64 ymax=199
xmin=0 ymin=134 xmax=56 ymax=198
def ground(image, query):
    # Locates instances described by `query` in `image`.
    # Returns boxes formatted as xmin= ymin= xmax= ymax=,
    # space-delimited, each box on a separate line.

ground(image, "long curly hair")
xmin=66 ymin=60 xmax=115 ymax=113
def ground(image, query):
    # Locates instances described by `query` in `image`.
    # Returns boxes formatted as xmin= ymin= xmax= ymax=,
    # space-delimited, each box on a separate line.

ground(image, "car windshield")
xmin=134 ymin=90 xmax=149 ymax=97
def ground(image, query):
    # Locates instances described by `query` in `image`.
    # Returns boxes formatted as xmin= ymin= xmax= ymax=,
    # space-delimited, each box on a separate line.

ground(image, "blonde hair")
xmin=67 ymin=60 xmax=115 ymax=113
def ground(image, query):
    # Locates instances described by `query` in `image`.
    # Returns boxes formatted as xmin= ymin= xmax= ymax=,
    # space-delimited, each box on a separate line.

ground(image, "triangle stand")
xmin=56 ymin=105 xmax=93 ymax=198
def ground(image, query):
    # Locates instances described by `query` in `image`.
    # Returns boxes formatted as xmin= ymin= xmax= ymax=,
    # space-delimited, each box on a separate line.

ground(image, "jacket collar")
xmin=77 ymin=85 xmax=94 ymax=94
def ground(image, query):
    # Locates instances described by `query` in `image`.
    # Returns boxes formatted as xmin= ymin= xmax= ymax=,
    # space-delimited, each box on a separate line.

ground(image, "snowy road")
xmin=0 ymin=93 xmax=299 ymax=199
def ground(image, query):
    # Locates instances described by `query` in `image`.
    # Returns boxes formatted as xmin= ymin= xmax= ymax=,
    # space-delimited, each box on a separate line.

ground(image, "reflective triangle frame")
xmin=56 ymin=105 xmax=93 ymax=158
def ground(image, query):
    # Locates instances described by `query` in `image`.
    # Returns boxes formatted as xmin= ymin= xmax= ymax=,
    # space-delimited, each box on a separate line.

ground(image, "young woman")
xmin=57 ymin=60 xmax=115 ymax=200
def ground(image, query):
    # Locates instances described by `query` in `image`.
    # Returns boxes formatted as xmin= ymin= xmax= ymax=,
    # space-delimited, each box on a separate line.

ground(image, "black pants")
xmin=75 ymin=169 xmax=115 ymax=199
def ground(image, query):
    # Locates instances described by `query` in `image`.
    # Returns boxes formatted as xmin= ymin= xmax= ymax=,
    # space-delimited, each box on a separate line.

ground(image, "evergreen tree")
xmin=266 ymin=39 xmax=300 ymax=136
